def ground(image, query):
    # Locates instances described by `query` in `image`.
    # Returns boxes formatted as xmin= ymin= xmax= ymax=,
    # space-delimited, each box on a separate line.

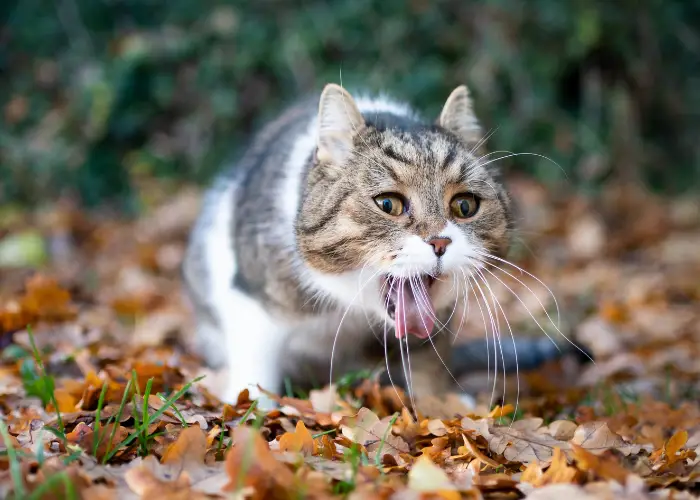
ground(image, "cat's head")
xmin=296 ymin=84 xmax=513 ymax=338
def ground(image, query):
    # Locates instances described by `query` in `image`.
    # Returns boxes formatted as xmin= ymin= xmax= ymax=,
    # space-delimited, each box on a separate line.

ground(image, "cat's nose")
xmin=428 ymin=237 xmax=452 ymax=257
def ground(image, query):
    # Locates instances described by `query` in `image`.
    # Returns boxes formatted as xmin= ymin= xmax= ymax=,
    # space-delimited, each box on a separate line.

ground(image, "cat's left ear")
xmin=438 ymin=85 xmax=482 ymax=149
xmin=316 ymin=84 xmax=366 ymax=165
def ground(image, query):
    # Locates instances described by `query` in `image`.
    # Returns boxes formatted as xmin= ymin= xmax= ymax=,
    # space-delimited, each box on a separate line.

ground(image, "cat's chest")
xmin=283 ymin=309 xmax=386 ymax=353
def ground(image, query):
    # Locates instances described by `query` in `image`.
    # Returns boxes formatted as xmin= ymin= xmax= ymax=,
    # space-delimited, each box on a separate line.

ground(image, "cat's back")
xmin=181 ymin=96 xmax=318 ymax=331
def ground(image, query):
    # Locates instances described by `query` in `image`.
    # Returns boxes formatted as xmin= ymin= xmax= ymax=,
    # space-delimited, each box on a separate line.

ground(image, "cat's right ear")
xmin=316 ymin=84 xmax=365 ymax=165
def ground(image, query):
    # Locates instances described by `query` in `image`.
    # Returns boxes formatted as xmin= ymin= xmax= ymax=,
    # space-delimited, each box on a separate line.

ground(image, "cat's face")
xmin=296 ymin=85 xmax=512 ymax=339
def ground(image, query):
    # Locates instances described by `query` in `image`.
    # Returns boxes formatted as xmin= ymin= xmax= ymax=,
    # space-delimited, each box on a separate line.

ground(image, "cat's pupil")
xmin=459 ymin=199 xmax=470 ymax=215
xmin=382 ymin=199 xmax=393 ymax=213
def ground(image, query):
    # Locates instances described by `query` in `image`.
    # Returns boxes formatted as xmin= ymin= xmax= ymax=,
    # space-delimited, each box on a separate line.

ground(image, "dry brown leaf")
xmin=340 ymin=407 xmax=409 ymax=459
xmin=524 ymin=483 xmax=598 ymax=500
xmin=224 ymin=425 xmax=297 ymax=498
xmin=571 ymin=444 xmax=629 ymax=484
xmin=278 ymin=420 xmax=316 ymax=455
xmin=125 ymin=455 xmax=211 ymax=499
xmin=407 ymin=455 xmax=460 ymax=500
xmin=534 ymin=447 xmax=579 ymax=486
xmin=309 ymin=385 xmax=337 ymax=413
xmin=545 ymin=420 xmax=578 ymax=440
xmin=161 ymin=424 xmax=207 ymax=466
xmin=459 ymin=433 xmax=500 ymax=468
xmin=571 ymin=422 xmax=639 ymax=456
xmin=487 ymin=423 xmax=567 ymax=464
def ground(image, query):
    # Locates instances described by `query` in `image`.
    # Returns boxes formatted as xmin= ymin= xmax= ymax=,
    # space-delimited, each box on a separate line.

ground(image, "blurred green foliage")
xmin=1 ymin=0 xmax=698 ymax=210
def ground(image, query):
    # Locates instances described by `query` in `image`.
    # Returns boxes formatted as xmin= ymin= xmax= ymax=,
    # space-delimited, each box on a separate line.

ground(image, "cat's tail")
xmin=449 ymin=336 xmax=593 ymax=377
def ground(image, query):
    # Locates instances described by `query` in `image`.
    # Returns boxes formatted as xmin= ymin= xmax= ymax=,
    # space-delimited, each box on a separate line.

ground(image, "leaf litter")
xmin=1 ymin=179 xmax=700 ymax=498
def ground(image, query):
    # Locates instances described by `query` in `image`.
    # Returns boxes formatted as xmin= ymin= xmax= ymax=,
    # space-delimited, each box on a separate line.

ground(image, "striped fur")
xmin=182 ymin=84 xmax=573 ymax=407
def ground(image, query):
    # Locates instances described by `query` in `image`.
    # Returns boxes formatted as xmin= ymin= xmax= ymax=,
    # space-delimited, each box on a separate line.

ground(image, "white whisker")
xmin=473 ymin=266 xmax=520 ymax=424
xmin=477 ymin=263 xmax=594 ymax=364
xmin=472 ymin=250 xmax=561 ymax=329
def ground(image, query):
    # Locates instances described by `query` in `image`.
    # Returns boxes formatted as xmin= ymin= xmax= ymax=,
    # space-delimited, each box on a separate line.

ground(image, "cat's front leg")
xmin=217 ymin=287 xmax=287 ymax=408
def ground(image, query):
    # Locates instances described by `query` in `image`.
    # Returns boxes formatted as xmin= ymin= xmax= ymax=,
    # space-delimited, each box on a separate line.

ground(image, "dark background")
xmin=2 ymin=0 xmax=699 ymax=211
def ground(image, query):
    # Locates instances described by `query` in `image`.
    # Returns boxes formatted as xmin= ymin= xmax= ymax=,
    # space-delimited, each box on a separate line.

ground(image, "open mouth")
xmin=382 ymin=274 xmax=437 ymax=340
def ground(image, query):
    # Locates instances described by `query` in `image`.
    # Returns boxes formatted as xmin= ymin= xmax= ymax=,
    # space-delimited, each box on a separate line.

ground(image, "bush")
xmin=1 ymin=0 xmax=698 ymax=209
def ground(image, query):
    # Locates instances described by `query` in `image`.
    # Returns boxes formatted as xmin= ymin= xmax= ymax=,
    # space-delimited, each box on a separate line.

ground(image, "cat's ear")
xmin=316 ymin=84 xmax=365 ymax=165
xmin=438 ymin=85 xmax=482 ymax=149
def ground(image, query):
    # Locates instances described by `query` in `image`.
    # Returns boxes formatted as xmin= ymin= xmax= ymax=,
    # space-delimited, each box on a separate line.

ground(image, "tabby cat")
xmin=182 ymin=84 xmax=583 ymax=407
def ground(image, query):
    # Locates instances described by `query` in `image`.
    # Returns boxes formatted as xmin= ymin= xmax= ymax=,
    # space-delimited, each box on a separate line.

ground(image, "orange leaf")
xmin=224 ymin=426 xmax=297 ymax=498
xmin=664 ymin=430 xmax=688 ymax=465
xmin=488 ymin=404 xmax=515 ymax=419
xmin=571 ymin=444 xmax=628 ymax=484
xmin=48 ymin=389 xmax=76 ymax=413
xmin=278 ymin=420 xmax=316 ymax=455
xmin=67 ymin=421 xmax=128 ymax=461
xmin=161 ymin=424 xmax=207 ymax=466
xmin=521 ymin=461 xmax=544 ymax=483
xmin=461 ymin=433 xmax=500 ymax=468
xmin=537 ymin=448 xmax=578 ymax=486
xmin=317 ymin=434 xmax=337 ymax=460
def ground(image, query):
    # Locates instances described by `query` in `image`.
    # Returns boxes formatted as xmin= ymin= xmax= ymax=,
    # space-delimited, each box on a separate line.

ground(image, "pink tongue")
xmin=394 ymin=279 xmax=436 ymax=339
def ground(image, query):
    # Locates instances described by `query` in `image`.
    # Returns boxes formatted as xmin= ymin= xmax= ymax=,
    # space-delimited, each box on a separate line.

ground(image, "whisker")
xmin=383 ymin=277 xmax=408 ymax=411
xmin=398 ymin=278 xmax=418 ymax=416
xmin=472 ymin=250 xmax=561 ymax=329
xmin=401 ymin=274 xmax=471 ymax=400
xmin=473 ymin=266 xmax=520 ymax=424
xmin=329 ymin=267 xmax=384 ymax=384
xmin=477 ymin=264 xmax=594 ymax=364
xmin=459 ymin=268 xmax=492 ymax=390
xmin=452 ymin=276 xmax=470 ymax=344
xmin=467 ymin=269 xmax=503 ymax=410
xmin=472 ymin=151 xmax=569 ymax=180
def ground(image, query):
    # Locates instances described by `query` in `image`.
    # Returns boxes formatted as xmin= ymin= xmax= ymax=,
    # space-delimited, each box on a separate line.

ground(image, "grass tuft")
xmin=103 ymin=375 xmax=204 ymax=462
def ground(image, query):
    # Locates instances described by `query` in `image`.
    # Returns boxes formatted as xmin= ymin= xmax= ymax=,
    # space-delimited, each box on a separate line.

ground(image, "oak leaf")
xmin=340 ymin=407 xmax=409 ymax=459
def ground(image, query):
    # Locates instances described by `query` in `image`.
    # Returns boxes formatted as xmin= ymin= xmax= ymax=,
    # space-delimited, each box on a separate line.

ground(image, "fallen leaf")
xmin=571 ymin=444 xmax=629 ymax=484
xmin=340 ymin=407 xmax=409 ymax=458
xmin=407 ymin=455 xmax=460 ymax=500
xmin=125 ymin=455 xmax=211 ymax=499
xmin=278 ymin=420 xmax=316 ymax=455
xmin=161 ymin=424 xmax=207 ymax=466
xmin=224 ymin=425 xmax=297 ymax=498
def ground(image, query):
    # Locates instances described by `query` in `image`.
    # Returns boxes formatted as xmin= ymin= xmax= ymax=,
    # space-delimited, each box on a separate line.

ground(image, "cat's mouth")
xmin=382 ymin=274 xmax=437 ymax=339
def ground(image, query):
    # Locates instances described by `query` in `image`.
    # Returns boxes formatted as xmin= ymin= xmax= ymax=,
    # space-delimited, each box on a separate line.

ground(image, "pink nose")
xmin=429 ymin=237 xmax=452 ymax=257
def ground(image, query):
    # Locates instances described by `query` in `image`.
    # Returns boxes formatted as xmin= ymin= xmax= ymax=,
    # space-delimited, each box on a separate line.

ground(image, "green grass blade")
xmin=374 ymin=412 xmax=399 ymax=470
xmin=158 ymin=393 xmax=188 ymax=427
xmin=103 ymin=375 xmax=204 ymax=462
xmin=0 ymin=418 xmax=26 ymax=498
xmin=27 ymin=471 xmax=77 ymax=500
xmin=102 ymin=378 xmax=132 ymax=464
xmin=92 ymin=382 xmax=109 ymax=457
xmin=26 ymin=326 xmax=64 ymax=433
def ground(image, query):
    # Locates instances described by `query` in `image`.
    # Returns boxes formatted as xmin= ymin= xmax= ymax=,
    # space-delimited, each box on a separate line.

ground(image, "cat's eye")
xmin=450 ymin=193 xmax=480 ymax=219
xmin=374 ymin=193 xmax=406 ymax=216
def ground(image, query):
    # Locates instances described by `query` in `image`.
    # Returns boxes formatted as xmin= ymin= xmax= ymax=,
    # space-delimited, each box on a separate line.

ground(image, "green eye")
xmin=374 ymin=194 xmax=406 ymax=216
xmin=450 ymin=193 xmax=480 ymax=219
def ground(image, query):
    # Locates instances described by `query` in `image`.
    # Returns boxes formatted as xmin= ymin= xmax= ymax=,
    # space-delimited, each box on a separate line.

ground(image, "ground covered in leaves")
xmin=0 ymin=178 xmax=699 ymax=499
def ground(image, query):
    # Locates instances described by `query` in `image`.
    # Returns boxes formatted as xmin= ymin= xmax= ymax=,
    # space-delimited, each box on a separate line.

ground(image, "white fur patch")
xmin=204 ymin=181 xmax=236 ymax=304
xmin=440 ymin=221 xmax=482 ymax=272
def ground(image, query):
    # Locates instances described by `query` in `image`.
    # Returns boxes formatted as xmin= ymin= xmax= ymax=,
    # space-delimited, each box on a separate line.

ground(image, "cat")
xmin=182 ymin=83 xmax=588 ymax=408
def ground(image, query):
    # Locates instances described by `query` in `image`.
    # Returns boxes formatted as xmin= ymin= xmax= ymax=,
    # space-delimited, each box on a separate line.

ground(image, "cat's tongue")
xmin=394 ymin=278 xmax=435 ymax=339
